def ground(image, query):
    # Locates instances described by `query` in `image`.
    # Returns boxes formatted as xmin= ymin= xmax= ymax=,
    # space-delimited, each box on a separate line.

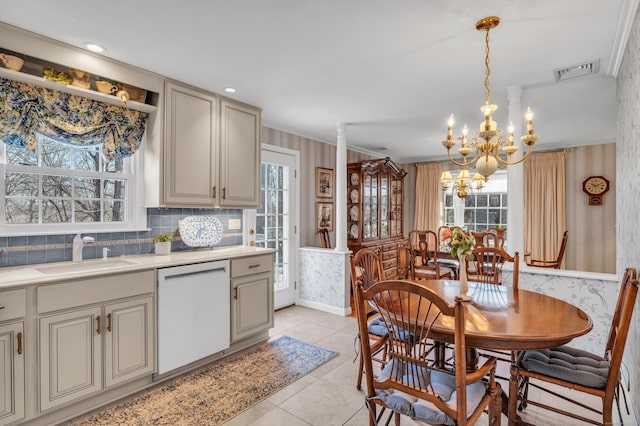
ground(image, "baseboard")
xmin=297 ymin=298 xmax=351 ymax=316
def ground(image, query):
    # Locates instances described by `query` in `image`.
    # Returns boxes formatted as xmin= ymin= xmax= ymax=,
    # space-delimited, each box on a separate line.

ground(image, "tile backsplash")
xmin=0 ymin=208 xmax=243 ymax=268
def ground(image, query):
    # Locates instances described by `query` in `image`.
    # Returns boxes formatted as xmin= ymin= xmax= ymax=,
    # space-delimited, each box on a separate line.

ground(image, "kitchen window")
xmin=0 ymin=133 xmax=144 ymax=233
xmin=0 ymin=77 xmax=148 ymax=234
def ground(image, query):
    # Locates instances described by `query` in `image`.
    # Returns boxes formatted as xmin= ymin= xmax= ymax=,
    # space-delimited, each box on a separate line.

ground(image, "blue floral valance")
xmin=0 ymin=77 xmax=148 ymax=161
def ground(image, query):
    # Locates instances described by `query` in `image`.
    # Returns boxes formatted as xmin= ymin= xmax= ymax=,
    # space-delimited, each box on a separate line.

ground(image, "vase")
xmin=458 ymin=254 xmax=472 ymax=301
xmin=155 ymin=241 xmax=171 ymax=256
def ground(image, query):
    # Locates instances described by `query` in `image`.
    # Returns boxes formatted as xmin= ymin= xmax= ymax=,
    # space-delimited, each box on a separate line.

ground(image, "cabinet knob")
xmin=16 ymin=332 xmax=22 ymax=355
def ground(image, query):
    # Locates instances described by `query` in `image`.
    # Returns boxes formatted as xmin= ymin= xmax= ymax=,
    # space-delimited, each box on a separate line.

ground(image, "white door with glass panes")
xmin=245 ymin=146 xmax=299 ymax=310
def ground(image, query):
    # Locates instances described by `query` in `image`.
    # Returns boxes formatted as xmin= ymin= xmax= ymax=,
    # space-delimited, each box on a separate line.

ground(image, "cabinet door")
xmin=39 ymin=307 xmax=102 ymax=411
xmin=231 ymin=272 xmax=273 ymax=342
xmin=220 ymin=100 xmax=260 ymax=207
xmin=164 ymin=82 xmax=218 ymax=206
xmin=0 ymin=322 xmax=24 ymax=425
xmin=104 ymin=297 xmax=154 ymax=388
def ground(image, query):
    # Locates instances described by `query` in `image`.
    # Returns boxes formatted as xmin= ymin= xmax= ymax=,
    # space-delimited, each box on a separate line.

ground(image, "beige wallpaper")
xmin=261 ymin=127 xmax=413 ymax=248
xmin=564 ymin=144 xmax=616 ymax=273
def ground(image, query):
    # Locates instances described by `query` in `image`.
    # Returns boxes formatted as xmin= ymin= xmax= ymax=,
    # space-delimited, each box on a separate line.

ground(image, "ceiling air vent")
xmin=374 ymin=147 xmax=390 ymax=151
xmin=553 ymin=60 xmax=600 ymax=81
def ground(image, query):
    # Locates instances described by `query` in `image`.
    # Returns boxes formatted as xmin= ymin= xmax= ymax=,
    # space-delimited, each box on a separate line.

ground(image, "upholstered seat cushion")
xmin=520 ymin=345 xmax=609 ymax=389
xmin=367 ymin=316 xmax=388 ymax=337
xmin=374 ymin=359 xmax=487 ymax=425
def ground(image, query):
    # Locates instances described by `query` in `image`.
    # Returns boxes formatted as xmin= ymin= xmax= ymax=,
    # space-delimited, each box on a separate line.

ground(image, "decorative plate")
xmin=350 ymin=172 xmax=359 ymax=186
xmin=350 ymin=224 xmax=358 ymax=239
xmin=350 ymin=188 xmax=359 ymax=203
xmin=179 ymin=216 xmax=224 ymax=247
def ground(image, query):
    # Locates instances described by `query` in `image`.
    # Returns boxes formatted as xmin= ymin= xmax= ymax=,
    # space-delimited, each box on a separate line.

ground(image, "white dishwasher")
xmin=157 ymin=260 xmax=230 ymax=375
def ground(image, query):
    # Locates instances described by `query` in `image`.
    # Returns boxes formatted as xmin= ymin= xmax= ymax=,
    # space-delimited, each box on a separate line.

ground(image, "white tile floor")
xmin=224 ymin=305 xmax=638 ymax=426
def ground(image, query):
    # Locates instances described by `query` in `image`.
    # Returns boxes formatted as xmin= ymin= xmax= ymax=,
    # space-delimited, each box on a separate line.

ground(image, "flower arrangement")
xmin=153 ymin=232 xmax=174 ymax=243
xmin=448 ymin=228 xmax=475 ymax=260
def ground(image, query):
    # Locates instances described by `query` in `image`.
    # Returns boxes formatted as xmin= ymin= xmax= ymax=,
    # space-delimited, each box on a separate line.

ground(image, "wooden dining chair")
xmin=471 ymin=231 xmax=496 ymax=248
xmin=509 ymin=267 xmax=639 ymax=426
xmin=467 ymin=246 xmax=519 ymax=288
xmin=355 ymin=279 xmax=502 ymax=426
xmin=408 ymin=230 xmax=454 ymax=281
xmin=524 ymin=230 xmax=568 ymax=269
xmin=487 ymin=227 xmax=507 ymax=248
xmin=317 ymin=228 xmax=331 ymax=248
xmin=350 ymin=248 xmax=389 ymax=391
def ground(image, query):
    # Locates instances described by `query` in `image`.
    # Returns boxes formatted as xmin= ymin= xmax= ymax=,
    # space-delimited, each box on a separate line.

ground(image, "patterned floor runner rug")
xmin=71 ymin=335 xmax=337 ymax=425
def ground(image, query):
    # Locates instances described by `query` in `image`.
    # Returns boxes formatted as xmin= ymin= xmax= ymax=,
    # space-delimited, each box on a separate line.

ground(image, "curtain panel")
xmin=524 ymin=151 xmax=566 ymax=263
xmin=0 ymin=77 xmax=148 ymax=161
xmin=414 ymin=162 xmax=443 ymax=231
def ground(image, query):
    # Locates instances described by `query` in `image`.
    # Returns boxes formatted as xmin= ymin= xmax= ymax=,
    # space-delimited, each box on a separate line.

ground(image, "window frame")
xmin=0 ymin=134 xmax=147 ymax=235
xmin=444 ymin=170 xmax=508 ymax=232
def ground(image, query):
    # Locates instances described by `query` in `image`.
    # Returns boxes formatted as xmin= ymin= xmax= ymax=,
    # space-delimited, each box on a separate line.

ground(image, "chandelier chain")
xmin=484 ymin=29 xmax=491 ymax=104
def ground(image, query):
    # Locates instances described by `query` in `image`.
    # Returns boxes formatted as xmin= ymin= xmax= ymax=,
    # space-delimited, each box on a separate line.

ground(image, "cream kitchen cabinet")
xmin=0 ymin=289 xmax=26 ymax=426
xmin=230 ymin=254 xmax=274 ymax=343
xmin=219 ymin=99 xmax=261 ymax=207
xmin=0 ymin=322 xmax=25 ymax=426
xmin=163 ymin=81 xmax=219 ymax=207
xmin=37 ymin=271 xmax=154 ymax=412
xmin=159 ymin=82 xmax=261 ymax=208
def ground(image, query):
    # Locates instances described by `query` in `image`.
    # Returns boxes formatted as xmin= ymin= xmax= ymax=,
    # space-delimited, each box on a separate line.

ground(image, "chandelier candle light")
xmin=440 ymin=169 xmax=485 ymax=199
xmin=442 ymin=16 xmax=539 ymax=179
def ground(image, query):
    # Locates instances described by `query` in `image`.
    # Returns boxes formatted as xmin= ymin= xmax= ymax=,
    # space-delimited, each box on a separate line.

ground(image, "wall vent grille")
xmin=554 ymin=60 xmax=600 ymax=81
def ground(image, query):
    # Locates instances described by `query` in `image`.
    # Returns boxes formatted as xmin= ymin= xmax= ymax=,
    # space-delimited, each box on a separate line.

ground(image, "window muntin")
xmin=2 ymin=134 xmax=135 ymax=230
xmin=444 ymin=171 xmax=508 ymax=232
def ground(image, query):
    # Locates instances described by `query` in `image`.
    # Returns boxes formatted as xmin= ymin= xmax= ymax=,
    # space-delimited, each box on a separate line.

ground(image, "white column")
xmin=506 ymin=86 xmax=525 ymax=262
xmin=335 ymin=123 xmax=348 ymax=252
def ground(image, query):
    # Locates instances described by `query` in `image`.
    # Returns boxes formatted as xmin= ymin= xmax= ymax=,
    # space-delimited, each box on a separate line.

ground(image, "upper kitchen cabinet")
xmin=158 ymin=82 xmax=261 ymax=208
xmin=220 ymin=100 xmax=261 ymax=207
xmin=164 ymin=82 xmax=219 ymax=207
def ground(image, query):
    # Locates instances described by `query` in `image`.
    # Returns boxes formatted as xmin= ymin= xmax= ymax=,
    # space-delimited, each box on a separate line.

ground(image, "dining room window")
xmin=444 ymin=170 xmax=508 ymax=231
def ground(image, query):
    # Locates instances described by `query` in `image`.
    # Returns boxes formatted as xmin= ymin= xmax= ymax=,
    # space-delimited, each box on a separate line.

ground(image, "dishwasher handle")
xmin=163 ymin=267 xmax=227 ymax=280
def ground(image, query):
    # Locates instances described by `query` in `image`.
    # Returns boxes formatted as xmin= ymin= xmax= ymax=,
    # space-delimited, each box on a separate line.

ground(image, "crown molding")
xmin=607 ymin=0 xmax=640 ymax=77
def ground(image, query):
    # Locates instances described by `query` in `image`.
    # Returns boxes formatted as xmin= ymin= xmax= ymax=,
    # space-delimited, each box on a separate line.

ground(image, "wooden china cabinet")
xmin=347 ymin=158 xmax=407 ymax=279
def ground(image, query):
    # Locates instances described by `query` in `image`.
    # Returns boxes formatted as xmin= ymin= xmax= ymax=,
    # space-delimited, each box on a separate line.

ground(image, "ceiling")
xmin=1 ymin=0 xmax=635 ymax=163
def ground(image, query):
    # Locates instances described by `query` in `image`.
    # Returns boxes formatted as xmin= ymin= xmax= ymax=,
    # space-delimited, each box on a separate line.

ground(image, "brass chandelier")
xmin=440 ymin=169 xmax=484 ymax=199
xmin=442 ymin=16 xmax=539 ymax=179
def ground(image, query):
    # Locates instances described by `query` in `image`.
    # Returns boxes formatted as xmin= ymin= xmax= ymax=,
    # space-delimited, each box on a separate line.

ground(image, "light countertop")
xmin=0 ymin=246 xmax=274 ymax=289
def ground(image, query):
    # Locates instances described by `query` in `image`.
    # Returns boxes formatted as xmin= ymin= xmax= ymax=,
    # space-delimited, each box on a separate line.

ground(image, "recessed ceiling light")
xmin=83 ymin=42 xmax=106 ymax=53
xmin=224 ymin=87 xmax=237 ymax=93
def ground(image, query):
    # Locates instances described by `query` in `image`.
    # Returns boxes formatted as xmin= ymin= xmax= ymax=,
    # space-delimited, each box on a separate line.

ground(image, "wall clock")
xmin=582 ymin=176 xmax=609 ymax=205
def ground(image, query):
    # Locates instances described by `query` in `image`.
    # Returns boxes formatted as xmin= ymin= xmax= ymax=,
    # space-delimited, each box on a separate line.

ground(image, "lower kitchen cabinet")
xmin=104 ymin=297 xmax=154 ymax=388
xmin=0 ymin=322 xmax=25 ymax=426
xmin=230 ymin=254 xmax=274 ymax=343
xmin=231 ymin=272 xmax=273 ymax=343
xmin=39 ymin=295 xmax=154 ymax=412
xmin=39 ymin=307 xmax=102 ymax=411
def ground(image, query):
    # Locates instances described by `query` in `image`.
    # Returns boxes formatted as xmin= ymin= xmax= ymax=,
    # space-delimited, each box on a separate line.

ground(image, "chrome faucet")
xmin=72 ymin=233 xmax=95 ymax=263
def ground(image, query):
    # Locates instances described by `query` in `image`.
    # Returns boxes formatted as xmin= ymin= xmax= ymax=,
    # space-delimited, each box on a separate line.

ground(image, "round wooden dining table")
xmin=410 ymin=279 xmax=593 ymax=351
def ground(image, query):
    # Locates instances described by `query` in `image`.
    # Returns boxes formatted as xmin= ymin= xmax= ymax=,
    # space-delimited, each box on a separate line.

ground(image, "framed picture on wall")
xmin=316 ymin=167 xmax=334 ymax=198
xmin=316 ymin=202 xmax=334 ymax=231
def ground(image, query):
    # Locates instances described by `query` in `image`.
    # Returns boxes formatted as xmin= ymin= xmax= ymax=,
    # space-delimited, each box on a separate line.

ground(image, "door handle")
xmin=107 ymin=313 xmax=112 ymax=332
xmin=222 ymin=187 xmax=227 ymax=199
xmin=96 ymin=315 xmax=101 ymax=335
xmin=212 ymin=186 xmax=217 ymax=198
xmin=17 ymin=332 xmax=22 ymax=355
xmin=234 ymin=287 xmax=238 ymax=300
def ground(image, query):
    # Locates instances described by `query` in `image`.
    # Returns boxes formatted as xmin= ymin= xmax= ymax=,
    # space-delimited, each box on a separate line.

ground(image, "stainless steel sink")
xmin=36 ymin=259 xmax=138 ymax=275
